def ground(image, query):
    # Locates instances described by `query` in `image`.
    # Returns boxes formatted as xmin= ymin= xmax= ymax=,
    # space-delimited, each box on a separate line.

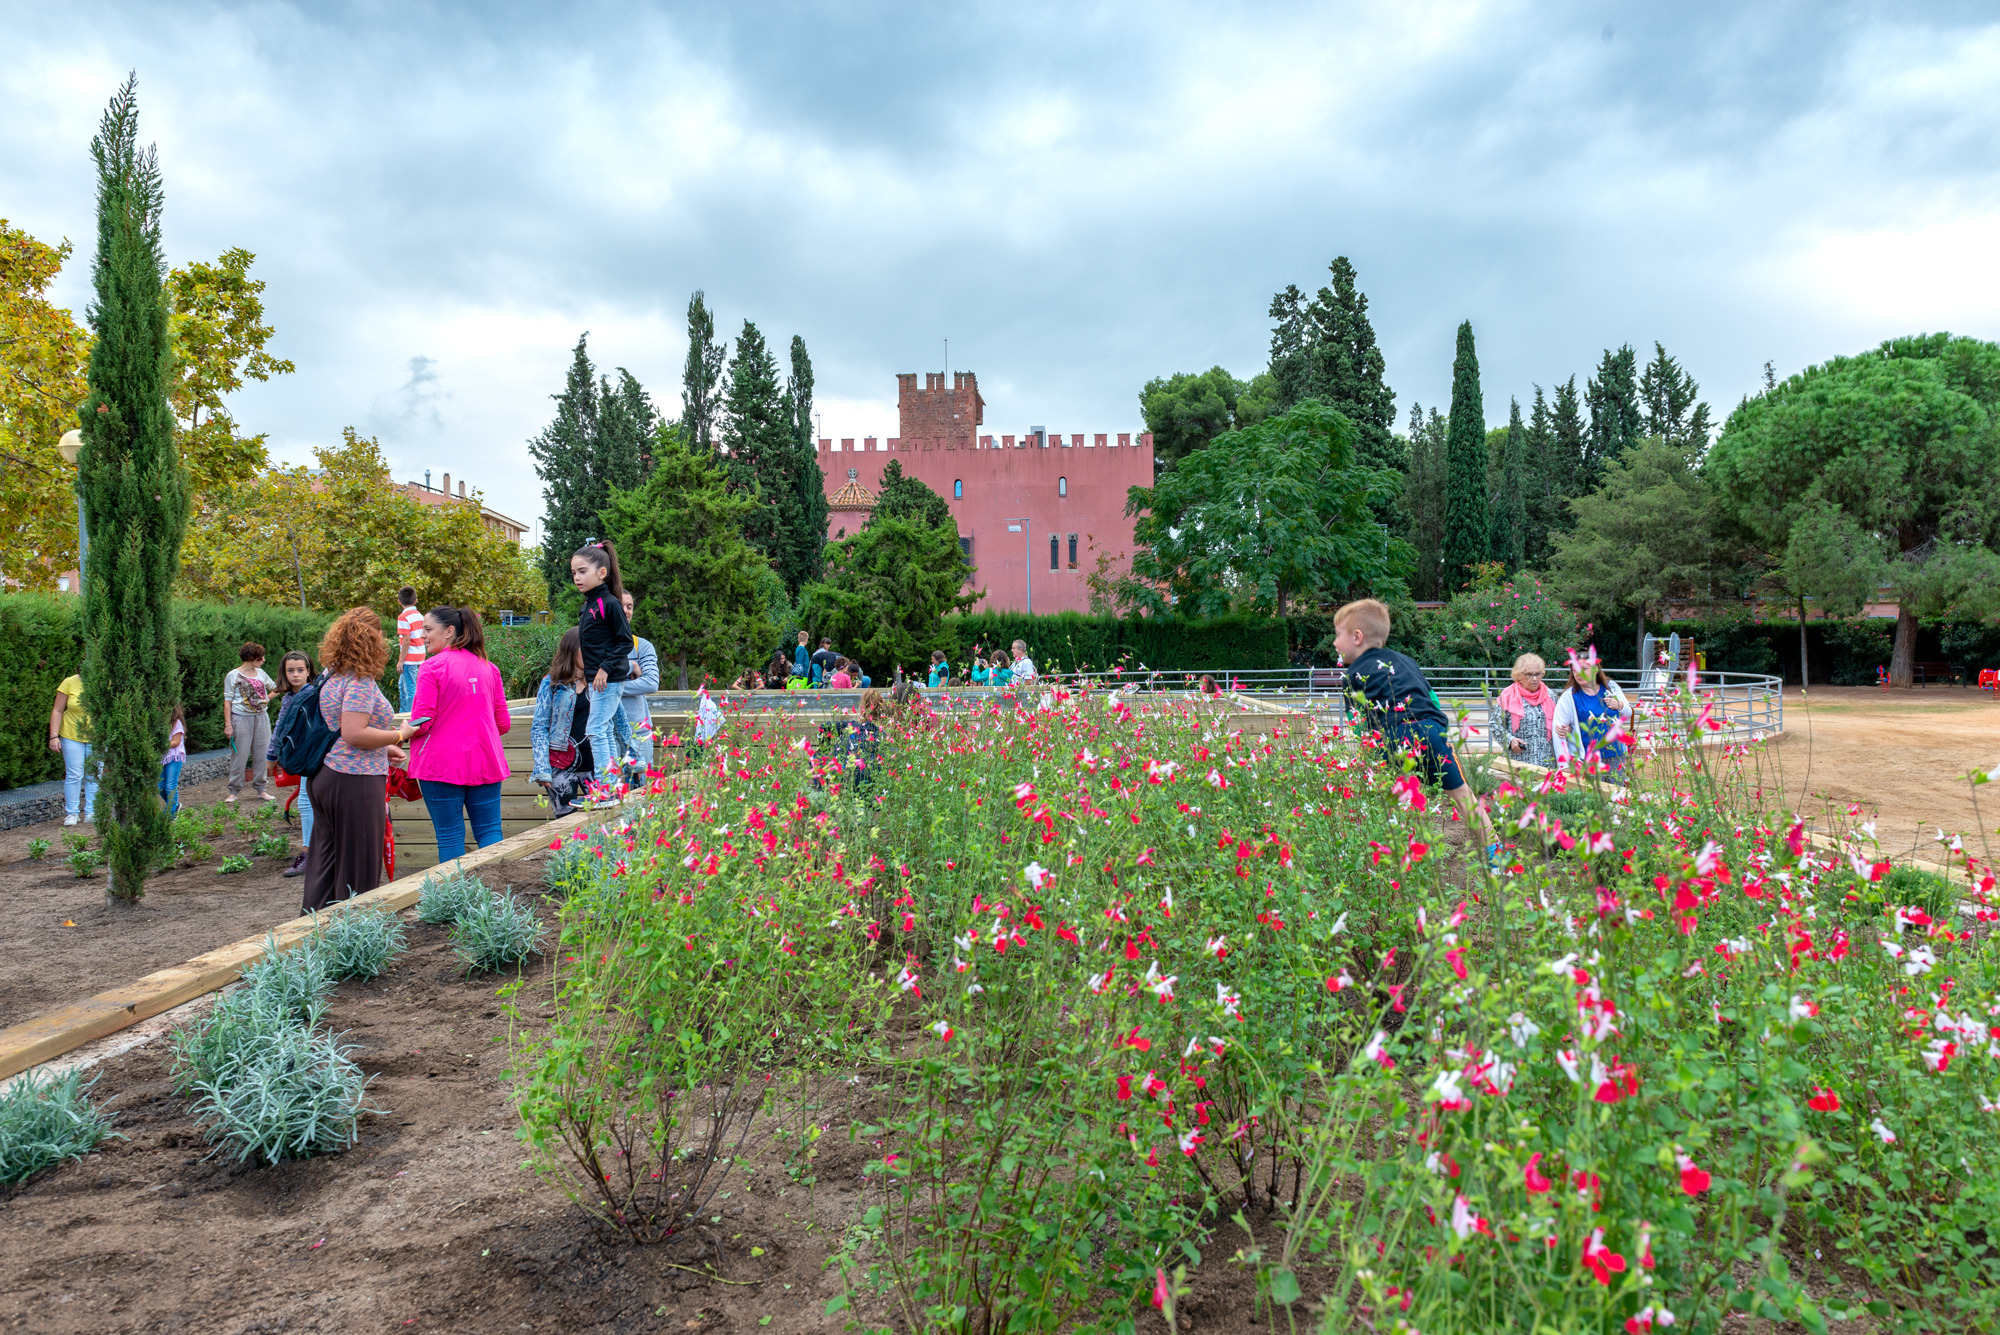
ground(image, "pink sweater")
xmin=407 ymin=649 xmax=512 ymax=786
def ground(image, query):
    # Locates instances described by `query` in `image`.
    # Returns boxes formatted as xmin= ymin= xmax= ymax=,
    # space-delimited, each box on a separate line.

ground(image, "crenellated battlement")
xmin=817 ymin=431 xmax=1152 ymax=456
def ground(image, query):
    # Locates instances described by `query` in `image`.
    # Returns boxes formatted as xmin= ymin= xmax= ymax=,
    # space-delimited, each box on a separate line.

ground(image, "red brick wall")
xmin=820 ymin=424 xmax=1151 ymax=617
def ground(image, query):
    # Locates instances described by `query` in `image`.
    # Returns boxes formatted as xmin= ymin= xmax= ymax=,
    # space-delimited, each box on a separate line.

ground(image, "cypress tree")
xmin=1584 ymin=343 xmax=1642 ymax=486
xmin=1401 ymin=403 xmax=1448 ymax=599
xmin=787 ymin=334 xmax=828 ymax=587
xmin=1498 ymin=397 xmax=1527 ymax=571
xmin=1638 ymin=341 xmax=1712 ymax=455
xmin=721 ymin=321 xmax=814 ymax=596
xmin=528 ymin=334 xmax=602 ymax=593
xmin=1440 ymin=320 xmax=1489 ymax=589
xmin=681 ymin=290 xmax=725 ymax=451
xmin=80 ymin=76 xmax=189 ymax=904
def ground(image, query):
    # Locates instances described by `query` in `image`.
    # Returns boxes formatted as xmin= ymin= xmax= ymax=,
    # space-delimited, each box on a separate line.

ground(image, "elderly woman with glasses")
xmin=1492 ymin=653 xmax=1559 ymax=768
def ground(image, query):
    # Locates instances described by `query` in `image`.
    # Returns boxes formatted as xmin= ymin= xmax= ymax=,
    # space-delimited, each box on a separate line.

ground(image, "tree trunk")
xmin=1889 ymin=604 xmax=1918 ymax=689
xmin=677 ymin=650 xmax=689 ymax=692
xmin=1636 ymin=609 xmax=1645 ymax=674
xmin=1797 ymin=595 xmax=1809 ymax=692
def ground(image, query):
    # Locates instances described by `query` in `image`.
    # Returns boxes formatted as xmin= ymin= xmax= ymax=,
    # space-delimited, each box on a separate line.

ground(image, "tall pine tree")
xmin=1522 ymin=384 xmax=1560 ymax=567
xmin=1584 ymin=344 xmax=1642 ymax=486
xmin=1638 ymin=341 xmax=1712 ymax=455
xmin=786 ymin=334 xmax=827 ymax=587
xmin=1266 ymin=257 xmax=1402 ymax=474
xmin=1550 ymin=375 xmax=1587 ymax=524
xmin=681 ymin=290 xmax=725 ymax=451
xmin=1401 ymin=402 xmax=1448 ymax=599
xmin=595 ymin=367 xmax=651 ymax=490
xmin=721 ymin=321 xmax=817 ymax=598
xmin=80 ymin=75 xmax=189 ymax=904
xmin=1441 ymin=320 xmax=1489 ymax=589
xmin=529 ymin=335 xmax=602 ymax=593
xmin=1492 ymin=396 xmax=1527 ymax=571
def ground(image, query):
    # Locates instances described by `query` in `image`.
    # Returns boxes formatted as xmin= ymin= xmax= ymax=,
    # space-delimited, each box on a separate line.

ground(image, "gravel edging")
xmin=0 ymin=748 xmax=236 ymax=831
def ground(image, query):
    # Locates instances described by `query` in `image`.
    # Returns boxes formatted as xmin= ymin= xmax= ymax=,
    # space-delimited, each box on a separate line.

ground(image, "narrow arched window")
xmin=1058 ymin=476 xmax=1067 ymax=497
xmin=1050 ymin=534 xmax=1059 ymax=571
xmin=953 ymin=479 xmax=963 ymax=499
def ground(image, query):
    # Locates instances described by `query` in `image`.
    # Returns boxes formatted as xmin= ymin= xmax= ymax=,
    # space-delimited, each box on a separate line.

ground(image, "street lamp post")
xmin=58 ymin=429 xmax=87 ymax=590
xmin=1004 ymin=518 xmax=1029 ymax=613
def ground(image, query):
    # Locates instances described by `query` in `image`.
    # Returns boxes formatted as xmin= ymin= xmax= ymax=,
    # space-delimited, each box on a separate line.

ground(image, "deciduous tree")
xmin=165 ymin=247 xmax=292 ymax=496
xmin=1121 ymin=399 xmax=1405 ymax=618
xmin=0 ymin=221 xmax=90 ymax=588
xmin=1549 ymin=438 xmax=1720 ymax=662
xmin=79 ymin=76 xmax=189 ymax=904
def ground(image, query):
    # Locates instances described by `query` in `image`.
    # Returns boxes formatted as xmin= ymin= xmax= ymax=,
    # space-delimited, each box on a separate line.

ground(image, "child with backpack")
xmin=270 ymin=650 xmax=317 ymax=876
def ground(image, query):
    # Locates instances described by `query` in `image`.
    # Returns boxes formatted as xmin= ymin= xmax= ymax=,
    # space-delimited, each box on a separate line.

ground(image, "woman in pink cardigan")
xmin=406 ymin=606 xmax=512 ymax=862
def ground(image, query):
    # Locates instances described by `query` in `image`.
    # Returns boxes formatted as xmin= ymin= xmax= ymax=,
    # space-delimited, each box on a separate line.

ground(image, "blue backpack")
xmin=271 ymin=674 xmax=341 ymax=779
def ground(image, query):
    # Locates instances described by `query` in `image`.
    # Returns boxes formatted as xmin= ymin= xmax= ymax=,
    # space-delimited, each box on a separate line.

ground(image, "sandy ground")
xmin=1759 ymin=686 xmax=2000 ymax=867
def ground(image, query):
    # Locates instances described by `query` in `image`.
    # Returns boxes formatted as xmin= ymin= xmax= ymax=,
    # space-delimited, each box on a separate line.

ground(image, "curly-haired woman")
xmin=301 ymin=607 xmax=414 ymax=913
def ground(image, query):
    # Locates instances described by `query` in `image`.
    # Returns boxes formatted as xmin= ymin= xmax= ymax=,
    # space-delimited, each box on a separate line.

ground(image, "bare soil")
xmin=1761 ymin=686 xmax=2000 ymax=865
xmin=0 ymin=776 xmax=327 ymax=1028
xmin=0 ymin=853 xmax=1280 ymax=1334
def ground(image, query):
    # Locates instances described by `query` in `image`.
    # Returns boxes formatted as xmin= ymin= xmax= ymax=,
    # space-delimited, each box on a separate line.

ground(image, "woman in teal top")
xmin=928 ymin=650 xmax=950 ymax=689
xmin=990 ymin=652 xmax=1013 ymax=688
xmin=970 ymin=659 xmax=990 ymax=686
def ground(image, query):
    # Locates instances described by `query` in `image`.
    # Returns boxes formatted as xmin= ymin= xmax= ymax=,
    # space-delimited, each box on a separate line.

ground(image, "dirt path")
xmin=1760 ymin=686 xmax=2000 ymax=866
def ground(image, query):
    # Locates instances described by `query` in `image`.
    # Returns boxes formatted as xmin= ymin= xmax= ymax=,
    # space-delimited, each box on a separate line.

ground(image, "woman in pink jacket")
xmin=406 ymin=606 xmax=512 ymax=862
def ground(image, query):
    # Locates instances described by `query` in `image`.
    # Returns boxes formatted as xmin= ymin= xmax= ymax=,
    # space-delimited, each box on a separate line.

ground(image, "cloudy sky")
xmin=5 ymin=1 xmax=1997 ymax=532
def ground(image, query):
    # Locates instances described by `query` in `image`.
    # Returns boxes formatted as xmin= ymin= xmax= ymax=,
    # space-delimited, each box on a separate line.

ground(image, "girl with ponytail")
xmin=570 ymin=538 xmax=635 ymax=794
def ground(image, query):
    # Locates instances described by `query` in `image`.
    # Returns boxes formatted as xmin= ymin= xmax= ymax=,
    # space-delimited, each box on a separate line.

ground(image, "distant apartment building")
xmin=398 ymin=471 xmax=530 ymax=545
xmin=819 ymin=371 xmax=1153 ymax=616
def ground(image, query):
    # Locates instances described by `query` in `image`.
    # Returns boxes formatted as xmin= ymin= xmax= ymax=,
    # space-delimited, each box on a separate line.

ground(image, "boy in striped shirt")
xmin=395 ymin=585 xmax=424 ymax=713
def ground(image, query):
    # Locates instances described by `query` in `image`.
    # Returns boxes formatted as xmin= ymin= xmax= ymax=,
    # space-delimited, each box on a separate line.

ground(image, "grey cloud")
xmin=3 ymin=0 xmax=1997 ymax=530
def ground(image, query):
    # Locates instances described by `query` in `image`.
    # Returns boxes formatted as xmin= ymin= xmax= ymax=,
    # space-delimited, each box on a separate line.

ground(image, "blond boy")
xmin=1330 ymin=598 xmax=1498 ymax=856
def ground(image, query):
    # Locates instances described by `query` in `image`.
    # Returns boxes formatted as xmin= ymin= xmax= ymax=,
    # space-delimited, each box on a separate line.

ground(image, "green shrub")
xmin=487 ymin=623 xmax=564 ymax=699
xmin=940 ymin=610 xmax=1288 ymax=676
xmin=250 ymin=831 xmax=289 ymax=860
xmin=169 ymin=985 xmax=292 ymax=1095
xmin=66 ymin=847 xmax=103 ymax=878
xmin=313 ymin=908 xmax=407 ymax=982
xmin=416 ymin=868 xmax=489 ymax=925
xmin=239 ymin=936 xmax=333 ymax=1028
xmin=25 ymin=837 xmax=50 ymax=860
xmin=1419 ymin=575 xmax=1589 ymax=669
xmin=0 ymin=1068 xmax=118 ymax=1184
xmin=450 ymin=890 xmax=542 ymax=973
xmin=62 ymin=831 xmax=90 ymax=853
xmin=216 ymin=854 xmax=251 ymax=874
xmin=185 ymin=1026 xmax=378 ymax=1164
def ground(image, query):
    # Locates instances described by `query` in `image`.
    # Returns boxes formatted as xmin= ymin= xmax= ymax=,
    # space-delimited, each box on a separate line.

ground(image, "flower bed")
xmin=508 ymin=684 xmax=2000 ymax=1333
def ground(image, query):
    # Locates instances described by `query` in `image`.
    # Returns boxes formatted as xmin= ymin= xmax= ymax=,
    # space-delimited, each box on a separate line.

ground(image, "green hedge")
xmin=0 ymin=594 xmax=402 ymax=791
xmin=939 ymin=611 xmax=1289 ymax=676
xmin=487 ymin=623 xmax=566 ymax=699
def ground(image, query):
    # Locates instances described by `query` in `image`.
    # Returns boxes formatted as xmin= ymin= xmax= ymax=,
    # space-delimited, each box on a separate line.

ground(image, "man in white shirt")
xmin=1009 ymin=639 xmax=1038 ymax=683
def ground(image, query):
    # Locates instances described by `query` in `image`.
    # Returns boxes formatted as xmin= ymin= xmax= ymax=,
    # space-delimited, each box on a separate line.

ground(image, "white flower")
xmin=1870 ymin=1118 xmax=1896 ymax=1144
xmin=1023 ymin=861 xmax=1052 ymax=889
xmin=1507 ymin=1012 xmax=1541 ymax=1049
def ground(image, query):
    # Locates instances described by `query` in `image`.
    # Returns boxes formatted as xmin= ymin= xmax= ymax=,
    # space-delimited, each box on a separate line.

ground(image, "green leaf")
xmin=1268 ymin=1268 xmax=1302 ymax=1304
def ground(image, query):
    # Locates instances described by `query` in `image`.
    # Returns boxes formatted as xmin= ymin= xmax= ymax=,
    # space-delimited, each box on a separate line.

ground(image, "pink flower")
xmin=1676 ymin=1153 xmax=1711 ymax=1195
xmin=1523 ymin=1152 xmax=1552 ymax=1194
xmin=1625 ymin=1304 xmax=1676 ymax=1333
xmin=1152 ymin=1267 xmax=1170 ymax=1312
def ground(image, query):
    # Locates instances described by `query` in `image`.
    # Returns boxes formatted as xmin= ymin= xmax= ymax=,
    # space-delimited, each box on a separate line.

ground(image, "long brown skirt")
xmin=302 ymin=768 xmax=387 ymax=913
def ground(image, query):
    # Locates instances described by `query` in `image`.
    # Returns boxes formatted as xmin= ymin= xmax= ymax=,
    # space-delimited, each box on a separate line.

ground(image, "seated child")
xmin=1331 ymin=598 xmax=1498 ymax=862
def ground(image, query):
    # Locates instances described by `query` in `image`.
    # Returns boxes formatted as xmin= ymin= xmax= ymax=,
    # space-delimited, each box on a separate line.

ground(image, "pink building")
xmin=819 ymin=371 xmax=1153 ymax=615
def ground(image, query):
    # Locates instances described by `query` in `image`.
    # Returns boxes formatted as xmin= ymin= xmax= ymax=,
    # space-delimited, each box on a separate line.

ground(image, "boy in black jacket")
xmin=1332 ymin=598 xmax=1497 ymax=859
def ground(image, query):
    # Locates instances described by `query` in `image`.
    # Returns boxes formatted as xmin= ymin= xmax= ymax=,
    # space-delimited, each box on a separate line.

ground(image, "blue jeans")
xmin=61 ymin=738 xmax=98 ymax=820
xmin=418 ymin=779 xmax=502 ymax=862
xmin=296 ymin=777 xmax=314 ymax=848
xmin=158 ymin=759 xmax=183 ymax=817
xmin=399 ymin=663 xmax=420 ymax=714
xmin=584 ymin=685 xmax=623 ymax=785
xmin=617 ymin=706 xmax=655 ymax=771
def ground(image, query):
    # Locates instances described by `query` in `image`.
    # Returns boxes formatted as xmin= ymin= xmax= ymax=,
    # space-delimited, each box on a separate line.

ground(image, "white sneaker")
xmin=63 ymin=815 xmax=79 ymax=827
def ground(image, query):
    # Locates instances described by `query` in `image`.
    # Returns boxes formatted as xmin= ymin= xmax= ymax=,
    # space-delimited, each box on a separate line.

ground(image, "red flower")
xmin=1676 ymin=1153 xmax=1711 ymax=1195
xmin=1808 ymin=1087 xmax=1841 ymax=1113
xmin=1582 ymin=1228 xmax=1626 ymax=1285
xmin=1523 ymin=1152 xmax=1552 ymax=1194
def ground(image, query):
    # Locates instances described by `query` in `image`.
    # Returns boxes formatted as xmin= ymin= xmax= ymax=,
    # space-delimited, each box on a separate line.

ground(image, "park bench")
xmin=1912 ymin=661 xmax=1961 ymax=686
